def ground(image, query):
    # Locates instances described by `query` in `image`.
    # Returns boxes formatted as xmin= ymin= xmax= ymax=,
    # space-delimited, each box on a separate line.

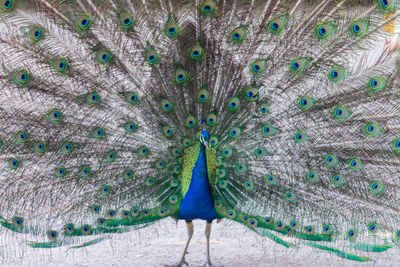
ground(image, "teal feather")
xmin=0 ymin=0 xmax=400 ymax=265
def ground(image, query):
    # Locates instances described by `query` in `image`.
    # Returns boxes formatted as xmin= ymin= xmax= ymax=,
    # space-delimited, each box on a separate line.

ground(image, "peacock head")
xmin=200 ymin=118 xmax=210 ymax=149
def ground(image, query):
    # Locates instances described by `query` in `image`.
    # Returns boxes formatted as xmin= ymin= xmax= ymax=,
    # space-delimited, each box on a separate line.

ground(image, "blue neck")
xmin=178 ymin=144 xmax=217 ymax=221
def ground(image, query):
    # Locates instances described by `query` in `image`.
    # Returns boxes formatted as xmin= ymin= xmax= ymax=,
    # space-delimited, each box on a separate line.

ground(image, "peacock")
xmin=1 ymin=0 xmax=400 ymax=265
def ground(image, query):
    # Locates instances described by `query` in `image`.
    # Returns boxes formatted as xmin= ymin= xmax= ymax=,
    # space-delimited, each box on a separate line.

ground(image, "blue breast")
xmin=179 ymin=144 xmax=217 ymax=221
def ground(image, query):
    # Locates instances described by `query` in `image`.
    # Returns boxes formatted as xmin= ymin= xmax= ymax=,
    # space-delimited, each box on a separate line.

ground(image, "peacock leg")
xmin=166 ymin=220 xmax=193 ymax=267
xmin=204 ymin=220 xmax=213 ymax=267
xmin=180 ymin=220 xmax=194 ymax=266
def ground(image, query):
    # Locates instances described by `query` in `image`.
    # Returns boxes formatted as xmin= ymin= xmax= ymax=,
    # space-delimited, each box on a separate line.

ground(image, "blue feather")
xmin=179 ymin=144 xmax=217 ymax=221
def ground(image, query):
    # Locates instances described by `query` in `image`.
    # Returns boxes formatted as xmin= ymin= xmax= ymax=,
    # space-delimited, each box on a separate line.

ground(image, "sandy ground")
xmin=1 ymin=219 xmax=400 ymax=267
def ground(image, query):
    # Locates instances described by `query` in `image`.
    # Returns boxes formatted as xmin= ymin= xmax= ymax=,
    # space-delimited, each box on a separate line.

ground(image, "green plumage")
xmin=181 ymin=142 xmax=217 ymax=197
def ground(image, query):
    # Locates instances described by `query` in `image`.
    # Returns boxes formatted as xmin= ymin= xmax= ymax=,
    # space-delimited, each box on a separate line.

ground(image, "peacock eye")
xmin=76 ymin=15 xmax=91 ymax=30
xmin=2 ymin=0 xmax=14 ymax=11
xmin=395 ymin=140 xmax=400 ymax=148
xmin=165 ymin=20 xmax=180 ymax=38
xmin=161 ymin=99 xmax=173 ymax=112
xmin=96 ymin=49 xmax=112 ymax=64
xmin=349 ymin=20 xmax=368 ymax=37
xmin=92 ymin=127 xmax=106 ymax=139
xmin=332 ymin=105 xmax=350 ymax=120
xmin=81 ymin=19 xmax=88 ymax=26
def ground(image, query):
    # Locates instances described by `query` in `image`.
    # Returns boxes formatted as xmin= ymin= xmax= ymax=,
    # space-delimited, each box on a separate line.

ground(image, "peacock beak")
xmin=204 ymin=141 xmax=209 ymax=149
xmin=200 ymin=134 xmax=209 ymax=149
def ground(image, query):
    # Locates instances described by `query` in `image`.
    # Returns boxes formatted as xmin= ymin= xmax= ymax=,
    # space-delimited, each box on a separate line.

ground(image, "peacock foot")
xmin=165 ymin=252 xmax=190 ymax=267
xmin=164 ymin=260 xmax=189 ymax=267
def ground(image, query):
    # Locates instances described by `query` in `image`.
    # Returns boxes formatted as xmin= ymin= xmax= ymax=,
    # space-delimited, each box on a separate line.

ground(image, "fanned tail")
xmin=0 ymin=0 xmax=400 ymax=262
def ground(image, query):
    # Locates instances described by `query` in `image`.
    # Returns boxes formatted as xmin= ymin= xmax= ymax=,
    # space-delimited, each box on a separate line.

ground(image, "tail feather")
xmin=0 ymin=0 xmax=400 ymax=263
